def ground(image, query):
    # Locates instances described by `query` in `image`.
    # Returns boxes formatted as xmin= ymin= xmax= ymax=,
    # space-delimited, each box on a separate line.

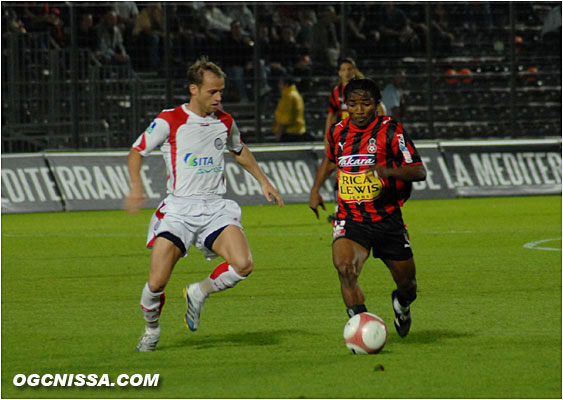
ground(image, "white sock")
xmin=140 ymin=282 xmax=165 ymax=325
xmin=205 ymin=262 xmax=247 ymax=294
xmin=190 ymin=282 xmax=208 ymax=303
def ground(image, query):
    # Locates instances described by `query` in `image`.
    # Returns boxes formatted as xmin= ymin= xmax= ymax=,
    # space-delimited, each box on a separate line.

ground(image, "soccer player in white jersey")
xmin=125 ymin=57 xmax=285 ymax=352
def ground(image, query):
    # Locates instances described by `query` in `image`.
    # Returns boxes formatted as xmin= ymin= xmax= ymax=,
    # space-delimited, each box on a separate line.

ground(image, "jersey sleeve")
xmin=226 ymin=119 xmax=244 ymax=153
xmin=390 ymin=121 xmax=422 ymax=166
xmin=326 ymin=124 xmax=337 ymax=163
xmin=132 ymin=117 xmax=170 ymax=156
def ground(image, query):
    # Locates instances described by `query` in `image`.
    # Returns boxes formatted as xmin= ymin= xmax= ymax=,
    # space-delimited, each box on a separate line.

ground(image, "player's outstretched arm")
xmin=309 ymin=157 xmax=336 ymax=219
xmin=232 ymin=145 xmax=285 ymax=207
xmin=124 ymin=148 xmax=146 ymax=215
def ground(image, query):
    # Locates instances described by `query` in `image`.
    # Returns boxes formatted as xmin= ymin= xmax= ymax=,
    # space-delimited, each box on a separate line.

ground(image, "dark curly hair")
xmin=344 ymin=78 xmax=381 ymax=103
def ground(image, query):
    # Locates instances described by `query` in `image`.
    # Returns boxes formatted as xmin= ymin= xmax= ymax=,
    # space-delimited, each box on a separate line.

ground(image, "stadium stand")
xmin=2 ymin=2 xmax=561 ymax=152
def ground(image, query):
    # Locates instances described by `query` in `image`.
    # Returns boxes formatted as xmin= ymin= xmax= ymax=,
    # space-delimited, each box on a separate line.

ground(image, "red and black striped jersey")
xmin=326 ymin=115 xmax=423 ymax=223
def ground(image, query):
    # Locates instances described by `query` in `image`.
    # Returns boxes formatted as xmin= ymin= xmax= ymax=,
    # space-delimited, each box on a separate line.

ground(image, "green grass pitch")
xmin=1 ymin=196 xmax=561 ymax=398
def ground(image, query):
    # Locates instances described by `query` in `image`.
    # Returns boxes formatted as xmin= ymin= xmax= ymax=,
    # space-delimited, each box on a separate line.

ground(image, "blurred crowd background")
xmin=2 ymin=1 xmax=561 ymax=152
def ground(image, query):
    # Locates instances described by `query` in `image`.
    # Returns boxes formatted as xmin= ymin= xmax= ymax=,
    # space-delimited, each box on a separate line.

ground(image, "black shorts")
xmin=332 ymin=212 xmax=413 ymax=261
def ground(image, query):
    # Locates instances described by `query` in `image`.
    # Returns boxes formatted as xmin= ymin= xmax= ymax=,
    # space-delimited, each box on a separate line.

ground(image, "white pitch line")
xmin=523 ymin=238 xmax=562 ymax=252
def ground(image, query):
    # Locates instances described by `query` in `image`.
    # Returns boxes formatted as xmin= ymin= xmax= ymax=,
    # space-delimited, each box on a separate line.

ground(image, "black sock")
xmin=395 ymin=289 xmax=416 ymax=308
xmin=347 ymin=304 xmax=368 ymax=318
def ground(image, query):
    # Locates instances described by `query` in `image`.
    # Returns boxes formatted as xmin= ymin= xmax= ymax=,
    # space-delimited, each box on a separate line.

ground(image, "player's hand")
xmin=309 ymin=189 xmax=326 ymax=219
xmin=124 ymin=187 xmax=146 ymax=215
xmin=262 ymin=182 xmax=285 ymax=208
xmin=371 ymin=164 xmax=389 ymax=179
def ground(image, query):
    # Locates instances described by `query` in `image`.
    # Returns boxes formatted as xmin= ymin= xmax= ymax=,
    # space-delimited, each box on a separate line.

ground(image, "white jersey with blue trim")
xmin=132 ymin=104 xmax=244 ymax=198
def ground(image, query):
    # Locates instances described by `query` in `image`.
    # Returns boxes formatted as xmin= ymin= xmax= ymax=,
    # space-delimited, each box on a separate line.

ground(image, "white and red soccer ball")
xmin=343 ymin=312 xmax=388 ymax=354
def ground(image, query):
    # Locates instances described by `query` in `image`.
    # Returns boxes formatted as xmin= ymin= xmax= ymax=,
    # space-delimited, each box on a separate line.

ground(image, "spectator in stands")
xmin=273 ymin=4 xmax=302 ymax=34
xmin=295 ymin=8 xmax=316 ymax=53
xmin=22 ymin=3 xmax=65 ymax=47
xmin=132 ymin=3 xmax=163 ymax=70
xmin=286 ymin=20 xmax=314 ymax=88
xmin=224 ymin=4 xmax=255 ymax=35
xmin=377 ymin=3 xmax=421 ymax=54
xmin=311 ymin=6 xmax=340 ymax=72
xmin=273 ymin=74 xmax=307 ymax=142
xmin=77 ymin=13 xmax=97 ymax=51
xmin=221 ymin=20 xmax=253 ymax=102
xmin=3 ymin=6 xmax=27 ymax=35
xmin=169 ymin=3 xmax=208 ymax=64
xmin=431 ymin=4 xmax=455 ymax=54
xmin=269 ymin=23 xmax=313 ymax=87
xmin=191 ymin=4 xmax=232 ymax=58
xmin=202 ymin=4 xmax=232 ymax=35
xmin=257 ymin=23 xmax=273 ymax=62
xmin=269 ymin=24 xmax=311 ymax=83
xmin=96 ymin=10 xmax=130 ymax=65
xmin=346 ymin=4 xmax=378 ymax=58
xmin=403 ymin=3 xmax=427 ymax=51
xmin=111 ymin=1 xmax=138 ymax=46
xmin=254 ymin=23 xmax=276 ymax=95
xmin=405 ymin=3 xmax=454 ymax=54
xmin=286 ymin=13 xmax=316 ymax=88
xmin=382 ymin=70 xmax=407 ymax=122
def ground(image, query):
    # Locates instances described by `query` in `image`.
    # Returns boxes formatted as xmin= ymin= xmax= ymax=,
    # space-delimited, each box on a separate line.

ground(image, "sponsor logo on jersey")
xmin=337 ymin=154 xmax=376 ymax=168
xmin=397 ymin=134 xmax=413 ymax=163
xmin=183 ymin=153 xmax=223 ymax=174
xmin=338 ymin=170 xmax=384 ymax=203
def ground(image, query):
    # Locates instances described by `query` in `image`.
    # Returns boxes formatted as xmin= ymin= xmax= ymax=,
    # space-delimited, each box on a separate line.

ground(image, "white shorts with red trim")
xmin=146 ymin=195 xmax=243 ymax=259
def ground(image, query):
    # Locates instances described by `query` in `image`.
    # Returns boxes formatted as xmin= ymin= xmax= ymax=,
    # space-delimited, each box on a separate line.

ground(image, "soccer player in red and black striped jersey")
xmin=309 ymin=78 xmax=426 ymax=338
xmin=322 ymin=58 xmax=386 ymax=220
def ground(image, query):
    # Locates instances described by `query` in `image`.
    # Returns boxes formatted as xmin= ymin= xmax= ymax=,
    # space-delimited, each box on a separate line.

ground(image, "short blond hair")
xmin=187 ymin=56 xmax=226 ymax=87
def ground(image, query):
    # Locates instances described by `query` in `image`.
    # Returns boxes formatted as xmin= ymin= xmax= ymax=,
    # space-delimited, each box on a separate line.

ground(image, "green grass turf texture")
xmin=1 ymin=195 xmax=561 ymax=399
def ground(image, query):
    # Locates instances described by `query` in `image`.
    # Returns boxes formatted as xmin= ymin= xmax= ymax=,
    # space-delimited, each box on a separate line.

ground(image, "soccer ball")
xmin=343 ymin=312 xmax=388 ymax=354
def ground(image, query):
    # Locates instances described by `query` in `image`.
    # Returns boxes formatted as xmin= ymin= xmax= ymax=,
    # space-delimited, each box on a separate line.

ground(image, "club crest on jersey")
xmin=214 ymin=137 xmax=224 ymax=150
xmin=367 ymin=138 xmax=377 ymax=154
